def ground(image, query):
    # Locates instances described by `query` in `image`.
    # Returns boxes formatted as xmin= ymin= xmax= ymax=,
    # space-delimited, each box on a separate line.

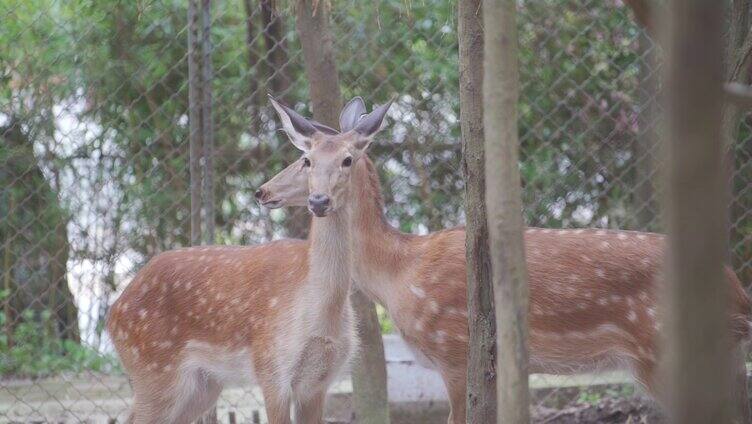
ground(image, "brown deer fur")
xmin=260 ymin=153 xmax=751 ymax=424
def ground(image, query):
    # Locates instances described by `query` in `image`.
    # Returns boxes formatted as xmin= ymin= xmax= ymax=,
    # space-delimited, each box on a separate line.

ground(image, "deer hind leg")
xmin=631 ymin=355 xmax=664 ymax=406
xmin=292 ymin=389 xmax=327 ymax=424
xmin=260 ymin=381 xmax=292 ymax=424
xmin=129 ymin=368 xmax=223 ymax=424
xmin=443 ymin=371 xmax=467 ymax=424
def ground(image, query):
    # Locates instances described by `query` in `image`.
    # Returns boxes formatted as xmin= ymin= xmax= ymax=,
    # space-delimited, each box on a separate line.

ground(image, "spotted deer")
xmin=106 ymin=98 xmax=370 ymax=424
xmin=257 ymin=97 xmax=752 ymax=424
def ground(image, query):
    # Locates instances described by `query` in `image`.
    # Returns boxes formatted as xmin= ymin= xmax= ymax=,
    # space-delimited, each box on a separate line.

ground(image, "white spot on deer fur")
xmin=231 ymin=298 xmax=241 ymax=305
xmin=138 ymin=309 xmax=147 ymax=319
xmin=532 ymin=304 xmax=543 ymax=316
xmin=170 ymin=327 xmax=178 ymax=336
xmin=647 ymin=307 xmax=656 ymax=318
xmin=433 ymin=330 xmax=447 ymax=344
xmin=637 ymin=234 xmax=647 ymax=240
xmin=429 ymin=301 xmax=440 ymax=314
xmin=540 ymin=229 xmax=551 ymax=234
xmin=415 ymin=321 xmax=424 ymax=331
xmin=639 ymin=292 xmax=650 ymax=301
xmin=456 ymin=334 xmax=468 ymax=342
xmin=583 ymin=291 xmax=593 ymax=299
xmin=577 ymin=303 xmax=588 ymax=310
xmin=600 ymin=241 xmax=610 ymax=249
xmin=409 ymin=285 xmax=426 ymax=299
xmin=185 ymin=281 xmax=193 ymax=290
xmin=627 ymin=310 xmax=638 ymax=322
xmin=269 ymin=297 xmax=279 ymax=308
xmin=569 ymin=274 xmax=580 ymax=283
xmin=598 ymin=298 xmax=608 ymax=306
xmin=617 ymin=233 xmax=628 ymax=240
xmin=574 ymin=229 xmax=585 ymax=234
xmin=640 ymin=258 xmax=651 ymax=268
xmin=581 ymin=255 xmax=592 ymax=263
xmin=199 ymin=297 xmax=207 ymax=305
xmin=610 ymin=295 xmax=622 ymax=303
xmin=595 ymin=269 xmax=606 ymax=278
xmin=526 ymin=228 xmax=537 ymax=233
xmin=163 ymin=364 xmax=173 ymax=372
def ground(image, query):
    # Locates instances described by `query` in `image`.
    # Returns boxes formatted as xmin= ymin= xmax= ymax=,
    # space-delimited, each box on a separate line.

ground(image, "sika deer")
xmin=106 ymin=97 xmax=368 ymax=424
xmin=258 ymin=98 xmax=752 ymax=424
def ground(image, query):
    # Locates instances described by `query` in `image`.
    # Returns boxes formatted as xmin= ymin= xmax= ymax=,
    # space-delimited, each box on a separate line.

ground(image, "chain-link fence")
xmin=1 ymin=0 xmax=750 ymax=422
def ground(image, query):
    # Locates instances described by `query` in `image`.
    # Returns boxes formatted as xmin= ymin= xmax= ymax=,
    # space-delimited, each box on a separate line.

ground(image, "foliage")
xmin=1 ymin=0 xmax=750 ymax=375
xmin=0 ymin=292 xmax=118 ymax=378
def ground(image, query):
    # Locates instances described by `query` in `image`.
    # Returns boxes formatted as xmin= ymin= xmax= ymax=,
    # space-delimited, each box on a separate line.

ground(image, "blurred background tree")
xmin=1 ymin=0 xmax=750 ymax=374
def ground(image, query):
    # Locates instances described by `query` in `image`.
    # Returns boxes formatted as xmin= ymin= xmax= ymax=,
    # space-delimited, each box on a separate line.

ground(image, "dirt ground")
xmin=325 ymin=390 xmax=664 ymax=424
xmin=532 ymin=396 xmax=664 ymax=424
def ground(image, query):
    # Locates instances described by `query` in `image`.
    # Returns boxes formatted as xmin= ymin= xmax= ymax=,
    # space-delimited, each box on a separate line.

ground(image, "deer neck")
xmin=348 ymin=158 xmax=410 ymax=306
xmin=304 ymin=207 xmax=353 ymax=334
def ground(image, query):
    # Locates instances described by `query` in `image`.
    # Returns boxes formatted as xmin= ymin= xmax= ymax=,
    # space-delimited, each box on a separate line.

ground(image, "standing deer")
xmin=106 ymin=97 xmax=368 ymax=424
xmin=257 ymin=97 xmax=752 ymax=424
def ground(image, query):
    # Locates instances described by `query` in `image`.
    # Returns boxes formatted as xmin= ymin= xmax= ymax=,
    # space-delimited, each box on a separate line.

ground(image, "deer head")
xmin=266 ymin=95 xmax=390 ymax=217
xmin=255 ymin=96 xmax=368 ymax=209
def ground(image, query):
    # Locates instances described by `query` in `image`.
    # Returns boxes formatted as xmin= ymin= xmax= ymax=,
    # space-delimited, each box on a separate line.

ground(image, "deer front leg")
xmin=733 ymin=345 xmax=751 ymax=424
xmin=443 ymin=372 xmax=467 ymax=424
xmin=292 ymin=389 xmax=327 ymax=424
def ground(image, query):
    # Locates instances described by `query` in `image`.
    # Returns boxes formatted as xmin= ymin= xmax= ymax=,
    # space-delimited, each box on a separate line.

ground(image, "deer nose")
xmin=254 ymin=188 xmax=266 ymax=201
xmin=308 ymin=194 xmax=330 ymax=216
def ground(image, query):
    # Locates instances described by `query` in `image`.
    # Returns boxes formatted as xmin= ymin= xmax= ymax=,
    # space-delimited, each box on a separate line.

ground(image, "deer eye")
xmin=303 ymin=157 xmax=311 ymax=167
xmin=342 ymin=157 xmax=352 ymax=167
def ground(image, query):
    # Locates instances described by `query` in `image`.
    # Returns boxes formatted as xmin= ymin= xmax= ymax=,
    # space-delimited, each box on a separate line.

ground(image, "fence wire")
xmin=0 ymin=0 xmax=750 ymax=422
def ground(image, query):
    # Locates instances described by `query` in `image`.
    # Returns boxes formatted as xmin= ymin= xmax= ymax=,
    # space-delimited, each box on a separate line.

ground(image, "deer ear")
xmin=268 ymin=95 xmax=316 ymax=151
xmin=352 ymin=100 xmax=392 ymax=150
xmin=339 ymin=96 xmax=366 ymax=132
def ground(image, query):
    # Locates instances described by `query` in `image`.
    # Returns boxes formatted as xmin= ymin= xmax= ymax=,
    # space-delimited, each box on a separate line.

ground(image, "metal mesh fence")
xmin=0 ymin=0 xmax=750 ymax=422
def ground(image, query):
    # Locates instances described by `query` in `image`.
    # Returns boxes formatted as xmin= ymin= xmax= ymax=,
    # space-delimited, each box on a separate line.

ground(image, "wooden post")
xmin=188 ymin=0 xmax=202 ymax=247
xmin=295 ymin=1 xmax=390 ymax=423
xmin=201 ymin=0 xmax=215 ymax=245
xmin=663 ymin=1 xmax=735 ymax=423
xmin=483 ymin=0 xmax=530 ymax=423
xmin=458 ymin=0 xmax=497 ymax=422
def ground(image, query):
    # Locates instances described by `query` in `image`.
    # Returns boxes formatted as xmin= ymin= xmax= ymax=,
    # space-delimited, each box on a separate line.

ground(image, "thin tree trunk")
xmin=243 ymin=0 xmax=261 ymax=136
xmin=188 ymin=0 xmax=202 ymax=246
xmin=633 ymin=31 xmax=658 ymax=231
xmin=262 ymin=0 xmax=291 ymax=95
xmin=458 ymin=1 xmax=497 ymax=423
xmin=663 ymin=1 xmax=734 ymax=423
xmin=295 ymin=2 xmax=390 ymax=422
xmin=350 ymin=291 xmax=390 ymax=424
xmin=483 ymin=0 xmax=530 ymax=423
xmin=3 ymin=193 xmax=14 ymax=349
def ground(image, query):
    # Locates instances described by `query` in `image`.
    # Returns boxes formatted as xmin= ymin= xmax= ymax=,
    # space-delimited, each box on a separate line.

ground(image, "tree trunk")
xmin=295 ymin=2 xmax=390 ymax=423
xmin=458 ymin=1 xmax=497 ymax=423
xmin=0 ymin=120 xmax=79 ymax=346
xmin=483 ymin=0 xmax=530 ymax=423
xmin=350 ymin=291 xmax=391 ymax=424
xmin=663 ymin=1 xmax=735 ymax=423
xmin=262 ymin=0 xmax=292 ymax=95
